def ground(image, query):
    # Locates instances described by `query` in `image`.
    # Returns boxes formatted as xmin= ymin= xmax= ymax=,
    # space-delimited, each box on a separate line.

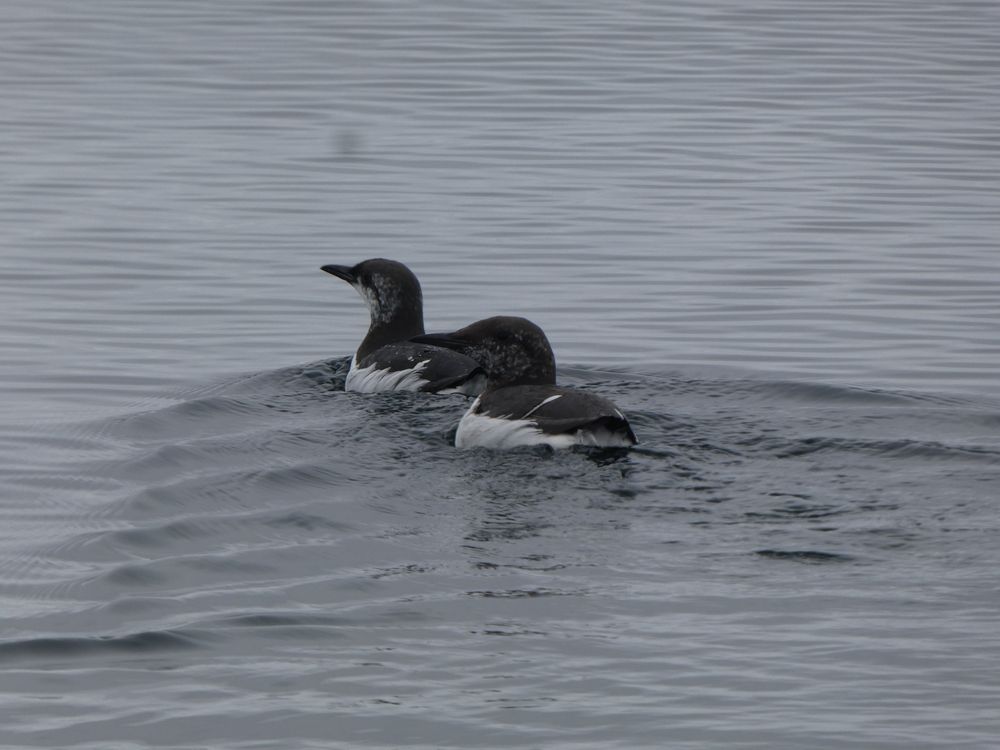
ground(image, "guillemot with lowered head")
xmin=413 ymin=316 xmax=637 ymax=449
xmin=321 ymin=259 xmax=486 ymax=395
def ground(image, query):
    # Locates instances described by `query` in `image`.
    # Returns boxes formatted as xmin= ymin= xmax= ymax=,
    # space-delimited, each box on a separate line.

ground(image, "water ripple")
xmin=2 ymin=0 xmax=1000 ymax=747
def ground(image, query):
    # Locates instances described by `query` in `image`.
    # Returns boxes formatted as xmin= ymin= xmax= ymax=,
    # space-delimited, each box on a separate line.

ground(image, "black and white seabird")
xmin=413 ymin=316 xmax=637 ymax=449
xmin=321 ymin=259 xmax=486 ymax=395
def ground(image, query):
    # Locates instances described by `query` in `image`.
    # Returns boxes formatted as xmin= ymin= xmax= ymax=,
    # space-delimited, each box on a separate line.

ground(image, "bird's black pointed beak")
xmin=411 ymin=331 xmax=467 ymax=352
xmin=321 ymin=264 xmax=357 ymax=284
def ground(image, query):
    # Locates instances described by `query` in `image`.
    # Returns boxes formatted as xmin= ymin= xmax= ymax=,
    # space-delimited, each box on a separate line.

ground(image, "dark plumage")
xmin=413 ymin=316 xmax=637 ymax=449
xmin=321 ymin=259 xmax=485 ymax=395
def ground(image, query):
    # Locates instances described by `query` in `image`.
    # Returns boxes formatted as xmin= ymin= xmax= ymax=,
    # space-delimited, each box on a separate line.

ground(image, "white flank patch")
xmin=454 ymin=396 xmax=632 ymax=450
xmin=345 ymin=354 xmax=430 ymax=393
xmin=455 ymin=407 xmax=570 ymax=450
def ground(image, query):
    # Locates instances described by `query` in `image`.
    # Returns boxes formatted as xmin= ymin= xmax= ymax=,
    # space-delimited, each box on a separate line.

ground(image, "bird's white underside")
xmin=345 ymin=354 xmax=483 ymax=395
xmin=454 ymin=396 xmax=634 ymax=450
xmin=345 ymin=355 xmax=430 ymax=393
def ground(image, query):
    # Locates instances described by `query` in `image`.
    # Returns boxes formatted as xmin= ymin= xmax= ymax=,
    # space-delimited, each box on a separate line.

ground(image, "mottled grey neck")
xmin=355 ymin=283 xmax=425 ymax=360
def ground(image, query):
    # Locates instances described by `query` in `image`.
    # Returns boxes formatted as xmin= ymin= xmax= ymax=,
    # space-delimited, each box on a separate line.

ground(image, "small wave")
xmin=97 ymin=507 xmax=356 ymax=555
xmin=745 ymin=502 xmax=847 ymax=521
xmin=103 ymin=563 xmax=170 ymax=586
xmin=108 ymin=518 xmax=219 ymax=549
xmin=743 ymin=380 xmax=923 ymax=406
xmin=743 ymin=435 xmax=1000 ymax=462
xmin=755 ymin=549 xmax=855 ymax=564
xmin=93 ymin=357 xmax=351 ymax=443
xmin=467 ymin=588 xmax=583 ymax=598
xmin=209 ymin=613 xmax=349 ymax=628
xmin=203 ymin=608 xmax=427 ymax=632
xmin=0 ymin=628 xmax=206 ymax=662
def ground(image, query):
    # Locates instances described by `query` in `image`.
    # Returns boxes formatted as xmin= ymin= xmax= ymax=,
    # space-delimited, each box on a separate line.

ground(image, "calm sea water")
xmin=2 ymin=1 xmax=999 ymax=748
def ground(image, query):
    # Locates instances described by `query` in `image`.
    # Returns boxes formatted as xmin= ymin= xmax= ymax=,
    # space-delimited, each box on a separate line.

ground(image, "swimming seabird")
xmin=414 ymin=316 xmax=637 ymax=449
xmin=321 ymin=259 xmax=486 ymax=395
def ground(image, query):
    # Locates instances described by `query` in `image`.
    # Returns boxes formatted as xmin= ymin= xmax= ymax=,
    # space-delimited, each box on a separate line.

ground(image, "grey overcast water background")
xmin=2 ymin=1 xmax=999 ymax=748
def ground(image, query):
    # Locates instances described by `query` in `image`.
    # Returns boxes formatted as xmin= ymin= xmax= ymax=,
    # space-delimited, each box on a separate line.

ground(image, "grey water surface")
xmin=2 ymin=1 xmax=1000 ymax=748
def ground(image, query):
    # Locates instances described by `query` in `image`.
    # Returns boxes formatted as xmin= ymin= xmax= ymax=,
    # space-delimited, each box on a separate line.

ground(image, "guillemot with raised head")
xmin=321 ymin=259 xmax=486 ymax=395
xmin=413 ymin=316 xmax=637 ymax=449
